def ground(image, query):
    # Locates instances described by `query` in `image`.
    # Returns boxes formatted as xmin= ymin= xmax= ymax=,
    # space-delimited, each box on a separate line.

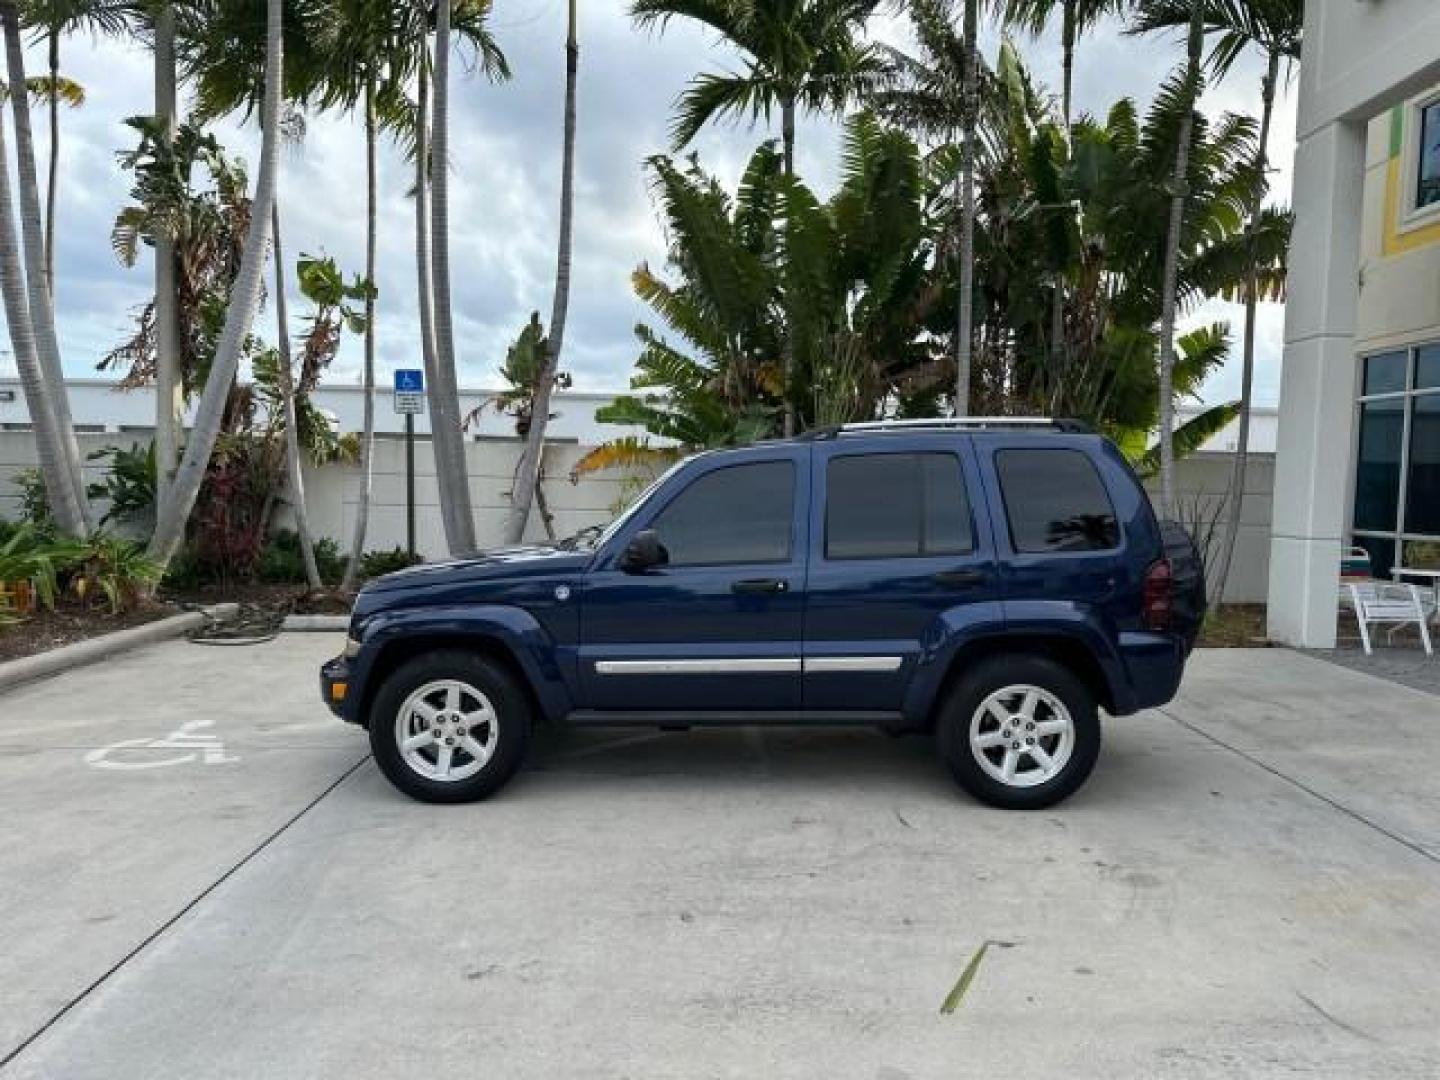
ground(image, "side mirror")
xmin=620 ymin=529 xmax=669 ymax=573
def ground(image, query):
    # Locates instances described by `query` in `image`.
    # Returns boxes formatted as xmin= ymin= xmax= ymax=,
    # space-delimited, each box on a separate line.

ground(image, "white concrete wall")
xmin=1147 ymin=454 xmax=1275 ymax=605
xmin=291 ymin=437 xmax=641 ymax=556
xmin=0 ymin=431 xmax=646 ymax=553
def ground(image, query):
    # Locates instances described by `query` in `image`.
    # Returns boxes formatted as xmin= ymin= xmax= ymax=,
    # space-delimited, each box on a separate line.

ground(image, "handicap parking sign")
xmin=394 ymin=368 xmax=426 ymax=414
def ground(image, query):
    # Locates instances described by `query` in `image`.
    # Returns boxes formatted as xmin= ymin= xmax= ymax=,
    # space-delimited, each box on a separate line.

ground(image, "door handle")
xmin=933 ymin=569 xmax=986 ymax=588
xmin=732 ymin=578 xmax=789 ymax=595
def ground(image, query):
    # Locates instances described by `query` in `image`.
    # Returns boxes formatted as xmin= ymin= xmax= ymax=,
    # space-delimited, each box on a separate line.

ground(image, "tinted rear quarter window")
xmin=826 ymin=452 xmax=973 ymax=559
xmin=996 ymin=448 xmax=1119 ymax=553
xmin=650 ymin=460 xmax=795 ymax=565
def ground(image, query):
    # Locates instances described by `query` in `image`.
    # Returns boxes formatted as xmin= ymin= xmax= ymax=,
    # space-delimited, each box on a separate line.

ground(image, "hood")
xmin=359 ymin=545 xmax=592 ymax=596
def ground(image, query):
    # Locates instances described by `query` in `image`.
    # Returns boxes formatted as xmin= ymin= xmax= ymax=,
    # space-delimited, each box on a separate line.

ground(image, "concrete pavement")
xmin=0 ymin=640 xmax=1437 ymax=1078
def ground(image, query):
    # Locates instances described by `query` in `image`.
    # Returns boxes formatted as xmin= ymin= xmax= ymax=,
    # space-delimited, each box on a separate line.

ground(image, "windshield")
xmin=557 ymin=459 xmax=689 ymax=552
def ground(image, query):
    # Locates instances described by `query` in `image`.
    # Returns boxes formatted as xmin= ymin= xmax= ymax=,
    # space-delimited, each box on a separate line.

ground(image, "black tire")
xmin=936 ymin=654 xmax=1100 ymax=810
xmin=369 ymin=650 xmax=531 ymax=803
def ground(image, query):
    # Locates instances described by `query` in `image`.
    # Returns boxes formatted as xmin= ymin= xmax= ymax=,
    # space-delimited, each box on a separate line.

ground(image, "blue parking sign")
xmin=394 ymin=369 xmax=425 ymax=394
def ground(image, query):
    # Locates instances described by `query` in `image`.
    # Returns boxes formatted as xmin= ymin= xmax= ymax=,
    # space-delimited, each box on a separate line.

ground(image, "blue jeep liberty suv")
xmin=321 ymin=418 xmax=1205 ymax=810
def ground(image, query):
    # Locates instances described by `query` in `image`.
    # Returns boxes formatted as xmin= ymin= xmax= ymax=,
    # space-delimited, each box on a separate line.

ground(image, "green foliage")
xmin=360 ymin=547 xmax=422 ymax=580
xmin=12 ymin=468 xmax=53 ymax=531
xmin=463 ymin=312 xmax=573 ymax=438
xmin=69 ymin=534 xmax=163 ymax=614
xmin=0 ymin=525 xmax=159 ymax=619
xmin=86 ymin=442 xmax=157 ymax=527
xmin=257 ymin=529 xmax=345 ymax=586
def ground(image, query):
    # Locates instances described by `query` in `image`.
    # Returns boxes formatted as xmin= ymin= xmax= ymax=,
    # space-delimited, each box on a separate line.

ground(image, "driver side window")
xmin=648 ymin=461 xmax=795 ymax=566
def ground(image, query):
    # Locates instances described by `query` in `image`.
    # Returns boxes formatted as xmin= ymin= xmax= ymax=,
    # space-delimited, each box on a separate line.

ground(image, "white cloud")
xmin=14 ymin=3 xmax=1298 ymax=406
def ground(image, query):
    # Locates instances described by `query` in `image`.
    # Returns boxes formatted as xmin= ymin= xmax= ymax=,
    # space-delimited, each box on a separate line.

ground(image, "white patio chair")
xmin=1341 ymin=580 xmax=1434 ymax=656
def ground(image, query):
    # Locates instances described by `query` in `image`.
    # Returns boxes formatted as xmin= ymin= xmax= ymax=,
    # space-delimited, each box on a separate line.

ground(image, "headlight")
xmin=343 ymin=635 xmax=363 ymax=658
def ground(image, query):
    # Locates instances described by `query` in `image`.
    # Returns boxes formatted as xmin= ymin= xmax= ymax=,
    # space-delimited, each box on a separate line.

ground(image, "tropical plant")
xmin=86 ymin=442 xmax=157 ymax=527
xmin=0 ymin=520 xmax=72 ymax=611
xmin=999 ymin=0 xmax=1124 ymax=126
xmin=103 ymin=117 xmax=255 ymax=397
xmin=1131 ymin=0 xmax=1302 ymax=599
xmin=69 ymin=532 xmax=162 ymax=613
xmin=258 ymin=528 xmax=345 ymax=585
xmin=503 ymin=0 xmax=578 ymax=546
xmin=360 ymin=545 xmax=422 ymax=579
xmin=145 ymin=0 xmax=283 ymax=577
xmin=632 ymin=0 xmax=886 ymax=434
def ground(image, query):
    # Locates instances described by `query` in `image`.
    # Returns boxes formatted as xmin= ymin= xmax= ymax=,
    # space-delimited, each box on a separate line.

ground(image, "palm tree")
xmin=270 ymin=200 xmax=321 ymax=590
xmin=502 ymin=0 xmax=577 ymax=545
xmin=631 ymin=0 xmax=884 ymax=433
xmin=1131 ymin=0 xmax=1301 ymax=599
xmin=153 ymin=0 xmax=182 ymax=512
xmin=426 ymin=0 xmax=508 ymax=554
xmin=339 ymin=74 xmax=378 ymax=592
xmin=956 ymin=0 xmax=977 ymax=415
xmin=0 ymin=99 xmax=84 ymax=534
xmin=1151 ymin=0 xmax=1204 ymax=517
xmin=147 ymin=0 xmax=282 ymax=571
xmin=18 ymin=0 xmax=131 ymax=292
xmin=1 ymin=0 xmax=90 ymax=532
xmin=1000 ymin=0 xmax=1122 ymax=127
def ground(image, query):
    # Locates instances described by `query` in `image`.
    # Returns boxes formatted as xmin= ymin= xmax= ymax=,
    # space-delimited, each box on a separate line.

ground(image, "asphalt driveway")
xmin=0 ymin=638 xmax=1436 ymax=1078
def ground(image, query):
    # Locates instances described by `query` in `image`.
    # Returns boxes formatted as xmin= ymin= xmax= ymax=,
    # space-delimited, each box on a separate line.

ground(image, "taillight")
xmin=1143 ymin=558 xmax=1173 ymax=630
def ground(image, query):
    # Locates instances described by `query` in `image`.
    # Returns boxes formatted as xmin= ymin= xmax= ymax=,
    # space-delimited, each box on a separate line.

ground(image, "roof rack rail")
xmin=796 ymin=417 xmax=1092 ymax=440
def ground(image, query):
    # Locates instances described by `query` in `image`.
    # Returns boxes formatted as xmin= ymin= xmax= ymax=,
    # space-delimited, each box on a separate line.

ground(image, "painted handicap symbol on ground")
xmin=85 ymin=718 xmax=239 ymax=770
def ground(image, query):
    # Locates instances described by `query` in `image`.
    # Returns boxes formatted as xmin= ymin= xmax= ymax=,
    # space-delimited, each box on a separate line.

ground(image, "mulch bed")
xmin=0 ymin=601 xmax=180 ymax=664
xmin=1196 ymin=604 xmax=1272 ymax=648
xmin=0 ymin=583 xmax=353 ymax=666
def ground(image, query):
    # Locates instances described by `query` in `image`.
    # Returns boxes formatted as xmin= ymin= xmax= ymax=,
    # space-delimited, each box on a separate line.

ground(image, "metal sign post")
xmin=393 ymin=369 xmax=426 ymax=559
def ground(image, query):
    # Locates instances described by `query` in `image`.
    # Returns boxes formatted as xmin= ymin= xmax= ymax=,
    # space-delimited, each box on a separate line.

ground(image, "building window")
xmin=1420 ymin=100 xmax=1440 ymax=211
xmin=1352 ymin=345 xmax=1440 ymax=576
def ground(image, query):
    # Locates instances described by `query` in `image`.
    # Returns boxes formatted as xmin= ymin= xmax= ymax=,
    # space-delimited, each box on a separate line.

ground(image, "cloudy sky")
xmin=9 ymin=0 xmax=1297 ymax=407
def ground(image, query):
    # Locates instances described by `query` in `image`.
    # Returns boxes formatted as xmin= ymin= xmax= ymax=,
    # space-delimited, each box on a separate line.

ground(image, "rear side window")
xmin=650 ymin=460 xmax=795 ymax=565
xmin=996 ymin=448 xmax=1119 ymax=553
xmin=826 ymin=452 xmax=973 ymax=559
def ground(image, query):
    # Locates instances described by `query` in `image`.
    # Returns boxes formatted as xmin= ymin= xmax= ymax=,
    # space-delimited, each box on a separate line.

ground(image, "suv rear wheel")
xmin=937 ymin=655 xmax=1100 ymax=810
xmin=370 ymin=650 xmax=531 ymax=803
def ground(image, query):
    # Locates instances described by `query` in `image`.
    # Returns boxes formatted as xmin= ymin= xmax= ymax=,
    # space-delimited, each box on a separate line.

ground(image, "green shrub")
xmin=86 ymin=443 xmax=157 ymax=526
xmin=257 ymin=530 xmax=345 ymax=586
xmin=361 ymin=547 xmax=422 ymax=580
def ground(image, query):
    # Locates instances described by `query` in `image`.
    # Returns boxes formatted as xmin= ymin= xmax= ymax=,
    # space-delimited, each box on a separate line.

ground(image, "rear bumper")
xmin=320 ymin=656 xmax=352 ymax=720
xmin=1112 ymin=631 xmax=1187 ymax=715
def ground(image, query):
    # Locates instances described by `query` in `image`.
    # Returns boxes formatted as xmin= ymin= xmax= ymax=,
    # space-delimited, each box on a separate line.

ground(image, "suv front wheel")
xmin=370 ymin=650 xmax=531 ymax=803
xmin=937 ymin=655 xmax=1100 ymax=810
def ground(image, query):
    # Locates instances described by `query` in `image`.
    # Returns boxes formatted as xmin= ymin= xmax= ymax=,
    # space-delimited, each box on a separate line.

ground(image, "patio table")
xmin=1391 ymin=567 xmax=1440 ymax=625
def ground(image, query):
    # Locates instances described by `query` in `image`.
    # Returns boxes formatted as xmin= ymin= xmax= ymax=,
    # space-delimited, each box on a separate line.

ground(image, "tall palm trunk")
xmin=153 ymin=1 xmax=182 ymax=512
xmin=1154 ymin=0 xmax=1204 ymax=518
xmin=780 ymin=91 xmax=797 ymax=436
xmin=147 ymin=0 xmax=281 ymax=570
xmin=1048 ymin=0 xmax=1075 ymax=402
xmin=1060 ymin=0 xmax=1075 ymax=130
xmin=1210 ymin=49 xmax=1279 ymax=602
xmin=955 ymin=0 xmax=977 ymax=416
xmin=413 ymin=51 xmax=459 ymax=553
xmin=503 ymin=0 xmax=578 ymax=545
xmin=272 ymin=201 xmax=321 ymax=590
xmin=0 ymin=104 xmax=81 ymax=534
xmin=342 ymin=79 xmax=378 ymax=592
xmin=2 ymin=0 xmax=90 ymax=533
xmin=430 ymin=0 xmax=477 ymax=554
xmin=44 ymin=29 xmax=57 ymax=294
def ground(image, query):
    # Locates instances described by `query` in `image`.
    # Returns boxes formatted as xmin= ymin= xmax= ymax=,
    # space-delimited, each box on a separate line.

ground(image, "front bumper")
xmin=320 ymin=655 xmax=352 ymax=719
